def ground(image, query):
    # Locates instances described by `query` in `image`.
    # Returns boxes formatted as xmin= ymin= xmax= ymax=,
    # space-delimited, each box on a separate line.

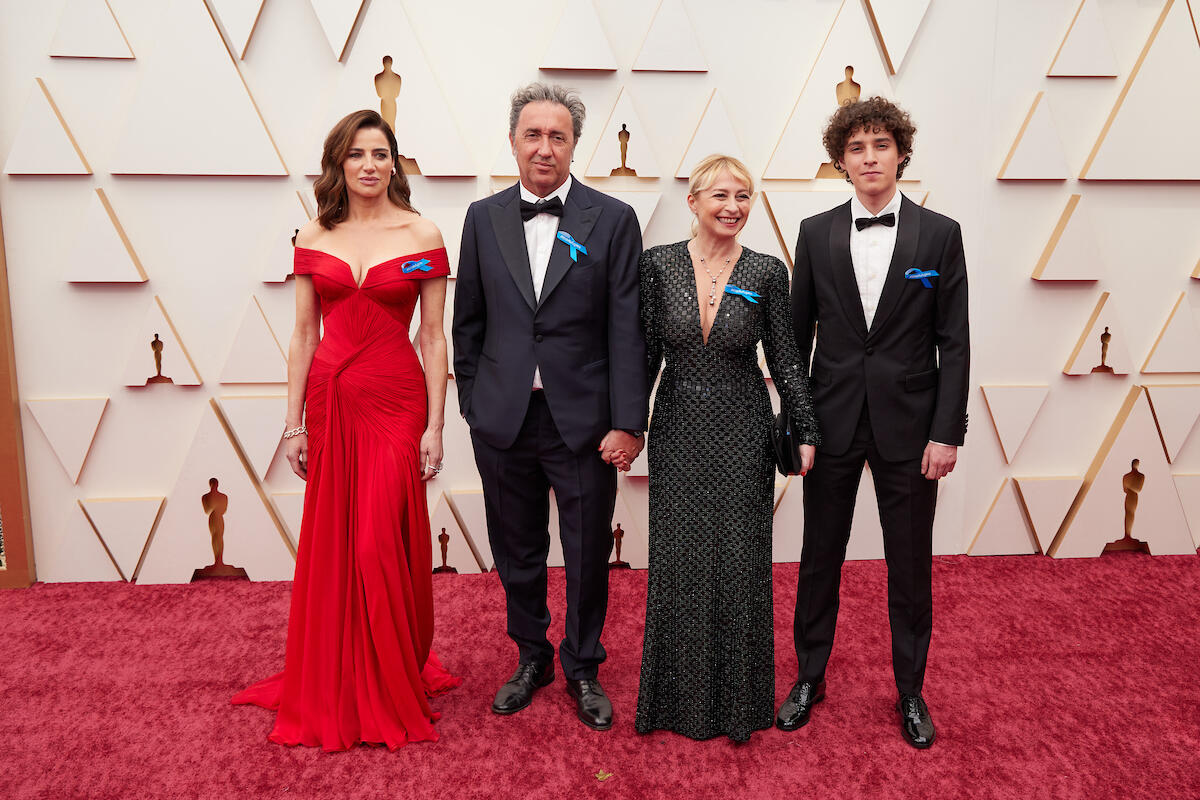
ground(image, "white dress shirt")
xmin=849 ymin=189 xmax=903 ymax=330
xmin=520 ymin=175 xmax=572 ymax=389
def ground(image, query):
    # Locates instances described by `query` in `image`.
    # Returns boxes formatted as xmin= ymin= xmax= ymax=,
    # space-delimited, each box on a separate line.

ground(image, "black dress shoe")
xmin=491 ymin=662 xmax=554 ymax=715
xmin=897 ymin=694 xmax=936 ymax=749
xmin=565 ymin=678 xmax=613 ymax=731
xmin=775 ymin=679 xmax=825 ymax=731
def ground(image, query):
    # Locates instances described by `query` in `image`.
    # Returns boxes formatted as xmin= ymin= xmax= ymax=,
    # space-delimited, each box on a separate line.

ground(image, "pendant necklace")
xmin=698 ymin=254 xmax=733 ymax=306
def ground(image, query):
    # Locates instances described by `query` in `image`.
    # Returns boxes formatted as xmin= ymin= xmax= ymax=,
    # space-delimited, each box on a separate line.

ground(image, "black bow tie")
xmin=520 ymin=196 xmax=564 ymax=222
xmin=855 ymin=212 xmax=896 ymax=231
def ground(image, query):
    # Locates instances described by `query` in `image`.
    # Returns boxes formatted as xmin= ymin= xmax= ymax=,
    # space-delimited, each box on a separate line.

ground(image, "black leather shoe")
xmin=775 ymin=680 xmax=825 ymax=731
xmin=897 ymin=694 xmax=936 ymax=749
xmin=565 ymin=678 xmax=613 ymax=731
xmin=491 ymin=662 xmax=554 ymax=715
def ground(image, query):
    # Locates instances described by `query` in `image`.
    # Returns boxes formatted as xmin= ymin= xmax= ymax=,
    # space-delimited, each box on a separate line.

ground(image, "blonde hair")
xmin=687 ymin=154 xmax=754 ymax=235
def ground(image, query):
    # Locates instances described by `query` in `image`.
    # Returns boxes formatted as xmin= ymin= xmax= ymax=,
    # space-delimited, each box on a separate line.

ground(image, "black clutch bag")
xmin=772 ymin=411 xmax=802 ymax=476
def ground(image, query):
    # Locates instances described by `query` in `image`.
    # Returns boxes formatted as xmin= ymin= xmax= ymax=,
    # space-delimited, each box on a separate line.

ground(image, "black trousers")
xmin=793 ymin=407 xmax=937 ymax=695
xmin=471 ymin=391 xmax=617 ymax=680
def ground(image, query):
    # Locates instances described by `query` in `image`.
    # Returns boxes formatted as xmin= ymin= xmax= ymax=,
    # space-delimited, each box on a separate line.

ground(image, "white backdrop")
xmin=2 ymin=0 xmax=1199 ymax=582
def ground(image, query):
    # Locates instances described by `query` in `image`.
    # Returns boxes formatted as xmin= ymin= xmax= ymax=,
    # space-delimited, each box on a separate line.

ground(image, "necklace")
xmin=697 ymin=253 xmax=733 ymax=306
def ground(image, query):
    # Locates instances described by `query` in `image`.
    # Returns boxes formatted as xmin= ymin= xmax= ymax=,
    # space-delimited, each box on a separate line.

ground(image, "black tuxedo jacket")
xmin=791 ymin=195 xmax=969 ymax=461
xmin=453 ymin=179 xmax=649 ymax=453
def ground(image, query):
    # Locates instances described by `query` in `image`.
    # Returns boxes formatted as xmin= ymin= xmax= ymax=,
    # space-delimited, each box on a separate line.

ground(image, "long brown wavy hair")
xmin=314 ymin=110 xmax=415 ymax=229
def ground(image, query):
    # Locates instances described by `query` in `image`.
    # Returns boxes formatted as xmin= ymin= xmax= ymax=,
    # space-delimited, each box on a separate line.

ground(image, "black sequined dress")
xmin=634 ymin=241 xmax=819 ymax=742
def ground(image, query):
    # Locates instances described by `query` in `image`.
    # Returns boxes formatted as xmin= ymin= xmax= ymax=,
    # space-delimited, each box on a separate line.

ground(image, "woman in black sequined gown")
xmin=634 ymin=155 xmax=820 ymax=742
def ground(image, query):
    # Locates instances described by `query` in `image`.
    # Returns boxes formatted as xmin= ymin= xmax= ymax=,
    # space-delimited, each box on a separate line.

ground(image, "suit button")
xmin=866 ymin=347 xmax=874 ymax=355
xmin=535 ymin=334 xmax=544 ymax=343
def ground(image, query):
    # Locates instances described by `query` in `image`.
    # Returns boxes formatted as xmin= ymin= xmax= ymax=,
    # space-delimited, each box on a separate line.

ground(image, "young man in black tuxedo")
xmin=780 ymin=97 xmax=969 ymax=748
xmin=453 ymin=84 xmax=648 ymax=731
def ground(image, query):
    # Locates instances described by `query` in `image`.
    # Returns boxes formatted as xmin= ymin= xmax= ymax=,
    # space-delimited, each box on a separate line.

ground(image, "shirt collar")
xmin=519 ymin=174 xmax=573 ymax=204
xmin=850 ymin=189 xmax=903 ymax=225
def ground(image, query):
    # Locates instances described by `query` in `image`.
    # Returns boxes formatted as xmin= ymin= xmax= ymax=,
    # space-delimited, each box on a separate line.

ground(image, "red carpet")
xmin=4 ymin=554 xmax=1199 ymax=799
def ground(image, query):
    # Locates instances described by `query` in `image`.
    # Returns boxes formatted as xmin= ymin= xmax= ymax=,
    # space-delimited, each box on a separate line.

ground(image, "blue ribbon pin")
xmin=556 ymin=230 xmax=587 ymax=262
xmin=905 ymin=268 xmax=939 ymax=288
xmin=401 ymin=258 xmax=432 ymax=273
xmin=724 ymin=284 xmax=761 ymax=304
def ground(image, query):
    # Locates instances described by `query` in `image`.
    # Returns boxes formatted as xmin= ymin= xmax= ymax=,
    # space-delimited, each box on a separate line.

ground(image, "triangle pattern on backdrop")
xmin=270 ymin=491 xmax=304 ymax=550
xmin=64 ymin=189 xmax=147 ymax=282
xmin=1013 ymin=476 xmax=1082 ymax=553
xmin=1081 ymin=0 xmax=1200 ymax=179
xmin=1063 ymin=291 xmax=1132 ymax=375
xmin=1144 ymin=384 xmax=1200 ymax=462
xmin=968 ymin=478 xmax=1039 ymax=555
xmin=445 ymin=489 xmax=493 ymax=571
xmin=739 ymin=195 xmax=789 ymax=265
xmin=138 ymin=400 xmax=294 ymax=583
xmin=632 ymin=0 xmax=707 ymax=72
xmin=121 ymin=296 xmax=203 ymax=386
xmin=585 ymin=87 xmax=661 ymax=178
xmin=997 ymin=92 xmax=1070 ymax=179
xmin=1173 ymin=474 xmax=1200 ymax=548
xmin=49 ymin=0 xmax=134 ymax=59
xmin=109 ymin=0 xmax=286 ymax=175
xmin=308 ymin=0 xmax=367 ymax=60
xmin=603 ymin=192 xmax=661 ymax=235
xmin=217 ymin=395 xmax=287 ymax=480
xmin=3 ymin=79 xmax=91 ymax=175
xmin=260 ymin=191 xmax=312 ymax=283
xmin=1049 ymin=386 xmax=1193 ymax=557
xmin=763 ymin=188 xmax=856 ymax=268
xmin=1031 ymin=194 xmax=1104 ymax=280
xmin=219 ymin=297 xmax=287 ymax=384
xmin=540 ymin=0 xmax=618 ymax=70
xmin=79 ymin=497 xmax=164 ymax=580
xmin=863 ymin=0 xmax=933 ymax=74
xmin=1141 ymin=291 xmax=1200 ymax=373
xmin=306 ymin=0 xmax=474 ymax=176
xmin=1048 ymin=0 xmax=1118 ymax=76
xmin=207 ymin=0 xmax=267 ymax=59
xmin=765 ymin=0 xmax=893 ymax=179
xmin=676 ymin=89 xmax=746 ymax=178
xmin=980 ymin=385 xmax=1049 ymax=463
xmin=36 ymin=503 xmax=123 ymax=582
xmin=25 ymin=396 xmax=108 ymax=483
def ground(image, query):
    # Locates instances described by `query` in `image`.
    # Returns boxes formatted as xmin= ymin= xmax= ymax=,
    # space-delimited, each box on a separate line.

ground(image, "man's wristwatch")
xmin=621 ymin=429 xmax=644 ymax=439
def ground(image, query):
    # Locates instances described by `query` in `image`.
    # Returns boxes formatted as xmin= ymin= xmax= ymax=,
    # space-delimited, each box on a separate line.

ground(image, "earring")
xmin=391 ymin=168 xmax=397 ymax=175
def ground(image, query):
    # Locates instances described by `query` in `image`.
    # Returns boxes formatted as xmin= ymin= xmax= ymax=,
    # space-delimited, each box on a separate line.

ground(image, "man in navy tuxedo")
xmin=453 ymin=83 xmax=648 ymax=731
xmin=780 ymin=97 xmax=970 ymax=749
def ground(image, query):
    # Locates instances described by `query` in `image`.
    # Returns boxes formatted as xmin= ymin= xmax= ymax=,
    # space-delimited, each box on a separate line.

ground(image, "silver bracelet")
xmin=282 ymin=425 xmax=307 ymax=439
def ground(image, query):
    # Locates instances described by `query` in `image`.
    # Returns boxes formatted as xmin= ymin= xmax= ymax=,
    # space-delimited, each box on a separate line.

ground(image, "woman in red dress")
xmin=233 ymin=110 xmax=461 ymax=750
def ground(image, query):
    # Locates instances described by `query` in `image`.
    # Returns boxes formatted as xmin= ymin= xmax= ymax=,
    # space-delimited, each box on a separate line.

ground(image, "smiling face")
xmin=838 ymin=125 xmax=906 ymax=207
xmin=511 ymin=100 xmax=575 ymax=198
xmin=341 ymin=126 xmax=394 ymax=200
xmin=687 ymin=170 xmax=752 ymax=241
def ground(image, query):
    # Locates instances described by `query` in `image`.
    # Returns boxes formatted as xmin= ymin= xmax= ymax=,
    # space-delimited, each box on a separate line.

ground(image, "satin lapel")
xmin=488 ymin=187 xmax=536 ymax=311
xmin=538 ymin=183 xmax=599 ymax=310
xmin=867 ymin=195 xmax=921 ymax=339
xmin=829 ymin=201 xmax=868 ymax=339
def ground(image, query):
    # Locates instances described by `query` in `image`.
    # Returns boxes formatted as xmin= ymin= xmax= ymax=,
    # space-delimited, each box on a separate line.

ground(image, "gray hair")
xmin=508 ymin=82 xmax=586 ymax=142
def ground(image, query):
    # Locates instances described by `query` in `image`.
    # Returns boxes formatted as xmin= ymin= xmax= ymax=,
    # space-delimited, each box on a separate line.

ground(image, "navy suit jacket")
xmin=791 ymin=195 xmax=970 ymax=461
xmin=453 ymin=178 xmax=649 ymax=453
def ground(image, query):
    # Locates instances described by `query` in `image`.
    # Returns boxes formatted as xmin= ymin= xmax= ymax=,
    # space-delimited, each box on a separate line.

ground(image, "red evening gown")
xmin=233 ymin=245 xmax=461 ymax=751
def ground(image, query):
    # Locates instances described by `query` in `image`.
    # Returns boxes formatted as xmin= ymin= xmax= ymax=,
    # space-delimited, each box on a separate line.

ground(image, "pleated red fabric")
xmin=233 ymin=246 xmax=461 ymax=751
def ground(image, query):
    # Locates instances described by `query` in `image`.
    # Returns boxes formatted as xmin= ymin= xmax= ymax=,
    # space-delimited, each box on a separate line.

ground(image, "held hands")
xmin=419 ymin=428 xmax=444 ymax=481
xmin=599 ymin=430 xmax=644 ymax=472
xmin=799 ymin=444 xmax=816 ymax=476
xmin=921 ymin=442 xmax=958 ymax=480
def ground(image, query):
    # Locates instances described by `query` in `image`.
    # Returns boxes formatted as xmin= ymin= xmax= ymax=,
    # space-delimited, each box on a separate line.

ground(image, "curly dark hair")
xmin=314 ymin=110 xmax=415 ymax=229
xmin=822 ymin=96 xmax=916 ymax=182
